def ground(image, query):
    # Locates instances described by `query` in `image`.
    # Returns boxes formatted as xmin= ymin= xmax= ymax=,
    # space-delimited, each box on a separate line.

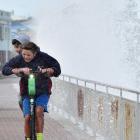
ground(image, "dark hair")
xmin=12 ymin=39 xmax=21 ymax=45
xmin=22 ymin=42 xmax=40 ymax=54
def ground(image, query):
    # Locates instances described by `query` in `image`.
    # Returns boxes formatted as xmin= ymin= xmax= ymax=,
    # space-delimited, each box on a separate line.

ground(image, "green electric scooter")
xmin=28 ymin=71 xmax=37 ymax=140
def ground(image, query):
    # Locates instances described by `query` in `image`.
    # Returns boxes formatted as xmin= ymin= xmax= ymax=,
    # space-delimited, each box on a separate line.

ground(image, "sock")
xmin=37 ymin=133 xmax=43 ymax=140
xmin=26 ymin=138 xmax=31 ymax=140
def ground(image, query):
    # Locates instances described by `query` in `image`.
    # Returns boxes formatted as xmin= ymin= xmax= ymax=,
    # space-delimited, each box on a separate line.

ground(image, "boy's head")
xmin=22 ymin=42 xmax=39 ymax=62
xmin=12 ymin=34 xmax=30 ymax=54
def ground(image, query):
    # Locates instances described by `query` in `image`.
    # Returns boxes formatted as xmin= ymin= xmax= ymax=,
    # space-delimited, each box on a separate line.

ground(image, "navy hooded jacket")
xmin=2 ymin=51 xmax=61 ymax=97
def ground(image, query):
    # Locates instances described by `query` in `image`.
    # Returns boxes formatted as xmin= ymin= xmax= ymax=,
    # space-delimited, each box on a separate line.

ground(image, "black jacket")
xmin=2 ymin=51 xmax=61 ymax=96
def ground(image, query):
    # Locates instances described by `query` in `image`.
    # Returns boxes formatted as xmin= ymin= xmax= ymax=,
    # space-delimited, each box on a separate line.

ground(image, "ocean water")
xmin=33 ymin=0 xmax=140 ymax=91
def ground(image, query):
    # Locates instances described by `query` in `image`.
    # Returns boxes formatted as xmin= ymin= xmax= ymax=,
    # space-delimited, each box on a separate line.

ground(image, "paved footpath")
xmin=0 ymin=76 xmax=96 ymax=140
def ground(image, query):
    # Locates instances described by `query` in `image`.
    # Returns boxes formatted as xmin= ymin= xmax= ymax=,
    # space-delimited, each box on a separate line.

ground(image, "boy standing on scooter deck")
xmin=2 ymin=42 xmax=61 ymax=140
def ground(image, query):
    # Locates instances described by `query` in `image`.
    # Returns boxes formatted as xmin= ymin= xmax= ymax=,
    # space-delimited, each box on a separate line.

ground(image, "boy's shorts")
xmin=22 ymin=93 xmax=50 ymax=116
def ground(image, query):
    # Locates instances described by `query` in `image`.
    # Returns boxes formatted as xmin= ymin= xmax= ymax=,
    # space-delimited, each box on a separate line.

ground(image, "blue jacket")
xmin=2 ymin=51 xmax=61 ymax=97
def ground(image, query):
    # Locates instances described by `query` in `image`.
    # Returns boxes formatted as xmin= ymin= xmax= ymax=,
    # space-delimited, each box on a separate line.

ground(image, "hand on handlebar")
xmin=46 ymin=68 xmax=54 ymax=77
xmin=19 ymin=67 xmax=31 ymax=75
xmin=12 ymin=67 xmax=31 ymax=75
xmin=12 ymin=67 xmax=54 ymax=77
xmin=39 ymin=68 xmax=54 ymax=77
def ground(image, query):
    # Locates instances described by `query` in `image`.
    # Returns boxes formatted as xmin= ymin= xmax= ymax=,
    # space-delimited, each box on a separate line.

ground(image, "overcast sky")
xmin=1 ymin=0 xmax=140 ymax=90
xmin=0 ymin=0 xmax=37 ymax=16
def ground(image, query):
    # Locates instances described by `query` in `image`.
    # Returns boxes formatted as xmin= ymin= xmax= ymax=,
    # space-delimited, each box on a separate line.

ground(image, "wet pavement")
xmin=0 ymin=76 xmax=95 ymax=140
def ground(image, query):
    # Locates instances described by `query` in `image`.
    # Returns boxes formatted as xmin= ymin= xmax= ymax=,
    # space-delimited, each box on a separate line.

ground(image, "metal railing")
xmin=49 ymin=74 xmax=140 ymax=140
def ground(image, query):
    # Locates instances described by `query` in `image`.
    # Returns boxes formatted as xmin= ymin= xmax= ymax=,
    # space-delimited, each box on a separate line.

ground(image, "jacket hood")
xmin=13 ymin=34 xmax=30 ymax=45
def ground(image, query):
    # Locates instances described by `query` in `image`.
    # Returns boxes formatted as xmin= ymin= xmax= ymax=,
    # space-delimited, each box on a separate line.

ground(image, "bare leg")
xmin=24 ymin=115 xmax=31 ymax=138
xmin=35 ymin=106 xmax=44 ymax=132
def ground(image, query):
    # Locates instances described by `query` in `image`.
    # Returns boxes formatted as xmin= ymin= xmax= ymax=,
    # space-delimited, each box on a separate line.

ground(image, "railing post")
xmin=106 ymin=86 xmax=109 ymax=94
xmin=76 ymin=79 xmax=78 ymax=85
xmin=68 ymin=76 xmax=71 ymax=82
xmin=94 ymin=83 xmax=96 ymax=91
xmin=119 ymin=89 xmax=124 ymax=140
xmin=134 ymin=94 xmax=139 ymax=140
xmin=62 ymin=75 xmax=64 ymax=81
